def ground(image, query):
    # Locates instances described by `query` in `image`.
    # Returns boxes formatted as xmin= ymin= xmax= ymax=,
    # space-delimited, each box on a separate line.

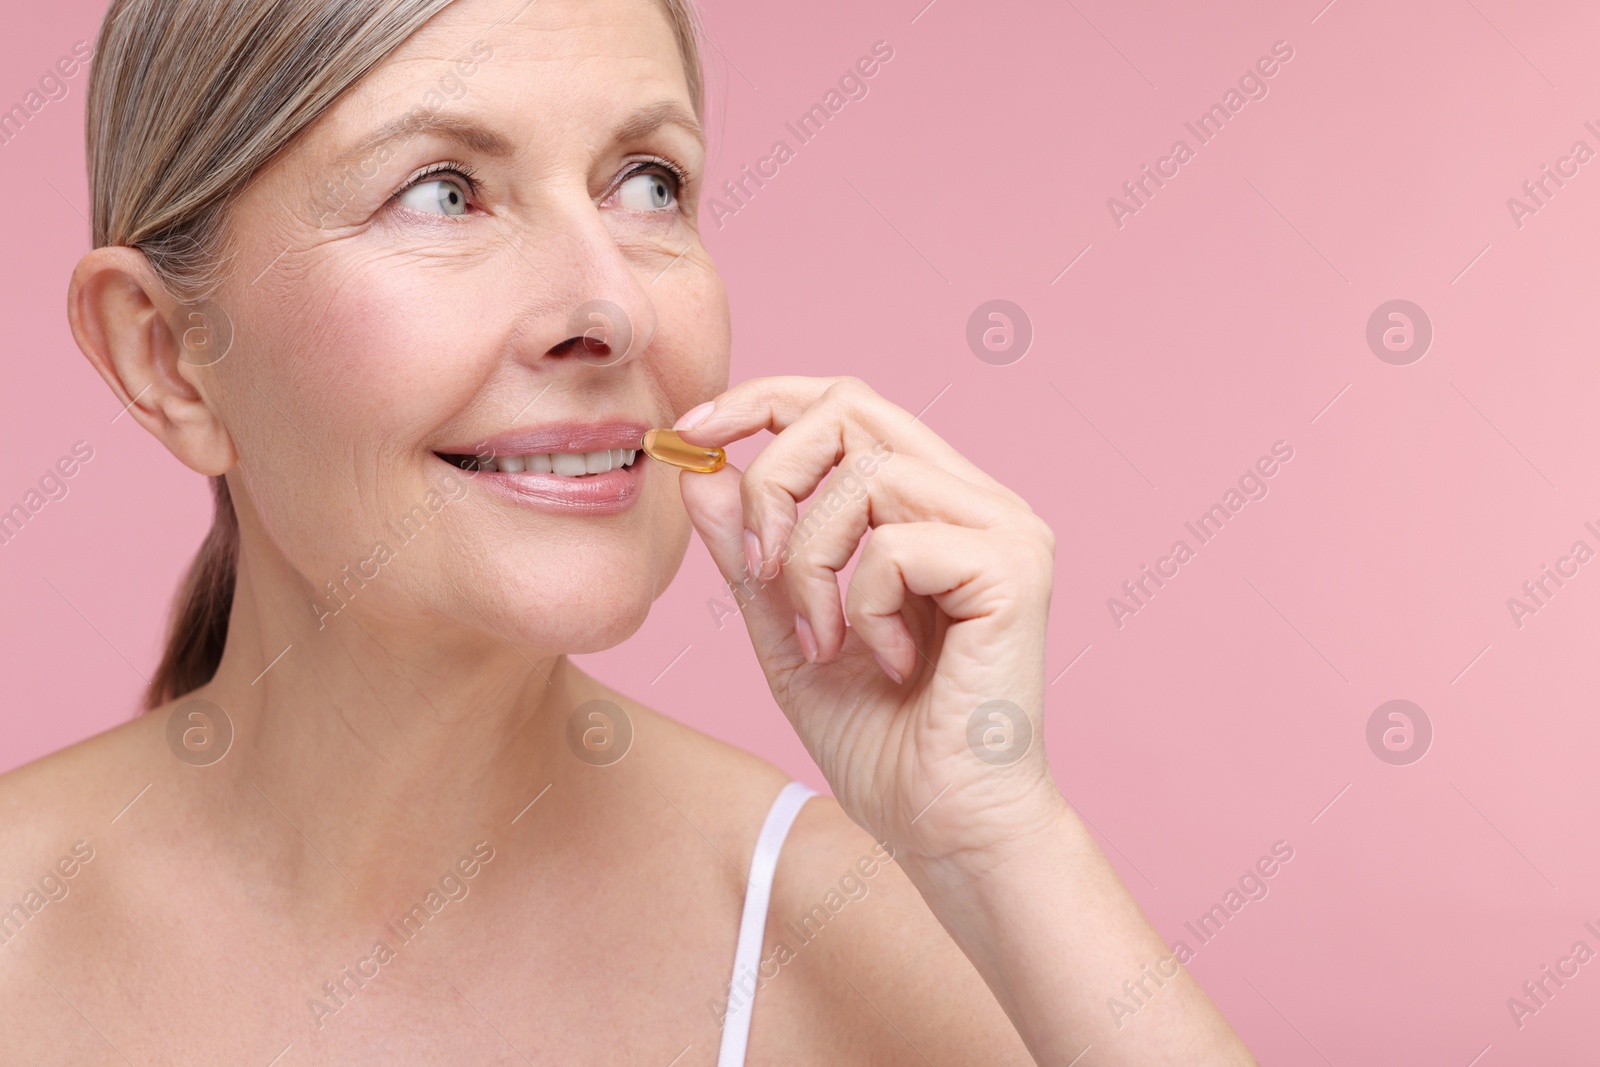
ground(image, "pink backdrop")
xmin=4 ymin=0 xmax=1598 ymax=1060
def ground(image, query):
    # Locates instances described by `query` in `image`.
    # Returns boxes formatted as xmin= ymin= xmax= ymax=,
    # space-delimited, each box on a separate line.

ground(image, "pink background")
xmin=4 ymin=0 xmax=1599 ymax=1060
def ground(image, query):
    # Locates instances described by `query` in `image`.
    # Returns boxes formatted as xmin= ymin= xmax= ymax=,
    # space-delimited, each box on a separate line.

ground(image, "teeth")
xmin=551 ymin=452 xmax=587 ymax=476
xmin=469 ymin=448 xmax=637 ymax=476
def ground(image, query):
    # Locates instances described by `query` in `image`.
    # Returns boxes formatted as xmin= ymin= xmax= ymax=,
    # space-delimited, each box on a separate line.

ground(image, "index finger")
xmin=674 ymin=374 xmax=1018 ymax=502
xmin=672 ymin=375 xmax=843 ymax=442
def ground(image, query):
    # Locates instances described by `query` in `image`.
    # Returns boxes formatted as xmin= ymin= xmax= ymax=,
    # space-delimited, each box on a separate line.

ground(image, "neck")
xmin=185 ymin=530 xmax=592 ymax=911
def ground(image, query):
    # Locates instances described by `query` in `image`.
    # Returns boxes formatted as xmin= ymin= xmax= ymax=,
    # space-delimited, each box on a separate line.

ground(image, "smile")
xmin=437 ymin=448 xmax=641 ymax=476
xmin=429 ymin=419 xmax=651 ymax=514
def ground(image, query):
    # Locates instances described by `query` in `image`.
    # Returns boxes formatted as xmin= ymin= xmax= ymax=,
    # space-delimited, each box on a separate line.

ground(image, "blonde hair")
xmin=83 ymin=0 xmax=706 ymax=710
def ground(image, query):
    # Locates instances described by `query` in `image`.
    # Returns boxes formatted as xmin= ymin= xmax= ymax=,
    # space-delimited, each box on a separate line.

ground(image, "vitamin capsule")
xmin=641 ymin=427 xmax=726 ymax=473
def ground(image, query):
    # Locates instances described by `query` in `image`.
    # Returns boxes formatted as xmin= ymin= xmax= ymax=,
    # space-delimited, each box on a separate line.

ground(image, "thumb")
xmin=675 ymin=459 xmax=804 ymax=667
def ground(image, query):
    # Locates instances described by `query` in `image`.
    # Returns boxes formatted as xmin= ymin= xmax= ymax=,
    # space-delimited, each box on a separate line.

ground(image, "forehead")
xmin=309 ymin=0 xmax=694 ymax=155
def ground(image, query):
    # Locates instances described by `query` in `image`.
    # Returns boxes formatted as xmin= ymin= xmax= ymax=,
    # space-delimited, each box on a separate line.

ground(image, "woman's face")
xmin=198 ymin=0 xmax=727 ymax=652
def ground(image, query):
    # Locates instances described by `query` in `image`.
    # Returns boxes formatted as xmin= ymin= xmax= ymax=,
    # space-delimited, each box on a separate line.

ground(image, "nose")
xmin=510 ymin=205 xmax=660 ymax=371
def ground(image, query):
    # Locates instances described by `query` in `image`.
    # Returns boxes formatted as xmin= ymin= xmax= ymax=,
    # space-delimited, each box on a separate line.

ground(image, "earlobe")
xmin=66 ymin=247 xmax=238 ymax=477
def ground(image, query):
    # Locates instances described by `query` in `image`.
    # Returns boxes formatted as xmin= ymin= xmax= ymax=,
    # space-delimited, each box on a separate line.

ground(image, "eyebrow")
xmin=336 ymin=113 xmax=516 ymax=169
xmin=611 ymin=99 xmax=705 ymax=148
xmin=333 ymin=99 xmax=705 ymax=171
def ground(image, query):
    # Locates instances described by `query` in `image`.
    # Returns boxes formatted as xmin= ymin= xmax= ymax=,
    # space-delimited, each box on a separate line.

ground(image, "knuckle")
xmin=863 ymin=522 xmax=902 ymax=555
xmin=739 ymin=461 xmax=784 ymax=516
xmin=1028 ymin=514 xmax=1057 ymax=553
xmin=737 ymin=464 xmax=764 ymax=510
xmin=827 ymin=455 xmax=874 ymax=499
xmin=1017 ymin=532 xmax=1056 ymax=588
xmin=823 ymin=375 xmax=871 ymax=405
xmin=780 ymin=514 xmax=823 ymax=565
xmin=793 ymin=567 xmax=838 ymax=610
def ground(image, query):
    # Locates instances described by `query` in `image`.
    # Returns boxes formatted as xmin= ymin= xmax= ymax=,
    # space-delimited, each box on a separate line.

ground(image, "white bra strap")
xmin=716 ymin=780 xmax=819 ymax=1067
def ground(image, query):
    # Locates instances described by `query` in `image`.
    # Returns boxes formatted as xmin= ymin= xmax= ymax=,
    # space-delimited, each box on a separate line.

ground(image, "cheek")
xmin=650 ymin=256 xmax=730 ymax=410
xmin=217 ymin=249 xmax=496 ymax=574
xmin=274 ymin=253 xmax=489 ymax=436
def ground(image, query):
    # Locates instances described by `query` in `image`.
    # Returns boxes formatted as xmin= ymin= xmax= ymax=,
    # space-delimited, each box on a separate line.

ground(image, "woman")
xmin=0 ymin=0 xmax=1256 ymax=1062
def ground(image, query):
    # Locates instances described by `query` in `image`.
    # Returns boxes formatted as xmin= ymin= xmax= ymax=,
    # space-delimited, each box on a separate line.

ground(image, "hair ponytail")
xmin=144 ymin=476 xmax=239 ymax=710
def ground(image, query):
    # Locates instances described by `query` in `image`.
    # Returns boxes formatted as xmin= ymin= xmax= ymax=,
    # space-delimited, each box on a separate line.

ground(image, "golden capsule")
xmin=641 ymin=427 xmax=726 ymax=473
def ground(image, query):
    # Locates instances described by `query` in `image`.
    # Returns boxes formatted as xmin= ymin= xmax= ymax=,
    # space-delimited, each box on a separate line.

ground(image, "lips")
xmin=433 ymin=418 xmax=651 ymax=461
xmin=430 ymin=417 xmax=653 ymax=515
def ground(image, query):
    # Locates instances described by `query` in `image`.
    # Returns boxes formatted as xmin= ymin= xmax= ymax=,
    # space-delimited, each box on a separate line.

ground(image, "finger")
xmin=781 ymin=451 xmax=1025 ymax=663
xmin=685 ymin=375 xmax=1021 ymax=499
xmin=845 ymin=522 xmax=1052 ymax=684
xmin=736 ymin=379 xmax=1029 ymax=568
xmin=674 ymin=458 xmax=806 ymax=670
xmin=677 ymin=376 xmax=1028 ymax=560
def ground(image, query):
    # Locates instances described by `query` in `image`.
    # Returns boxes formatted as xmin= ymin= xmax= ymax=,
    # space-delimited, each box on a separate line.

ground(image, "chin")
xmin=454 ymin=554 xmax=665 ymax=655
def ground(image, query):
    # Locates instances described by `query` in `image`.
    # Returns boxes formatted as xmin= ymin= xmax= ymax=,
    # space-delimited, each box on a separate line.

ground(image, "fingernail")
xmin=794 ymin=613 xmax=818 ymax=663
xmin=743 ymin=528 xmax=762 ymax=579
xmin=873 ymin=651 xmax=903 ymax=685
xmin=674 ymin=401 xmax=716 ymax=431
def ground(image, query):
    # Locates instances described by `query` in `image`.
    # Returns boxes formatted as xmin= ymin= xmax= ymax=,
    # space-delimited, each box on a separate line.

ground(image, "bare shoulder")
xmin=600 ymin=682 xmax=800 ymax=868
xmin=0 ymin=711 xmax=164 ymax=868
xmin=757 ymin=795 xmax=1037 ymax=1065
xmin=0 ymin=711 xmax=166 ymax=1012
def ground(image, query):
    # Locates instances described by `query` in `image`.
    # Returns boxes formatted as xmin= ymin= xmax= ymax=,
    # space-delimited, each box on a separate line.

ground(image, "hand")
xmin=674 ymin=375 xmax=1070 ymax=869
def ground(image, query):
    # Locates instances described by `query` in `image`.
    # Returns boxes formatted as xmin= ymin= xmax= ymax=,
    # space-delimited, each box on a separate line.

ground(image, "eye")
xmin=613 ymin=163 xmax=682 ymax=212
xmin=395 ymin=173 xmax=473 ymax=217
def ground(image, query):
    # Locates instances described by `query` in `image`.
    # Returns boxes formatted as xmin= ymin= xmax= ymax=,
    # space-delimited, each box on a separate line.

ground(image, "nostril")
xmin=547 ymin=336 xmax=590 ymax=357
xmin=565 ymin=299 xmax=636 ymax=366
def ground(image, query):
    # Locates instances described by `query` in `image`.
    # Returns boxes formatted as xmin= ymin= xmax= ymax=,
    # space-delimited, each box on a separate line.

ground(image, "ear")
xmin=66 ymin=246 xmax=237 ymax=477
